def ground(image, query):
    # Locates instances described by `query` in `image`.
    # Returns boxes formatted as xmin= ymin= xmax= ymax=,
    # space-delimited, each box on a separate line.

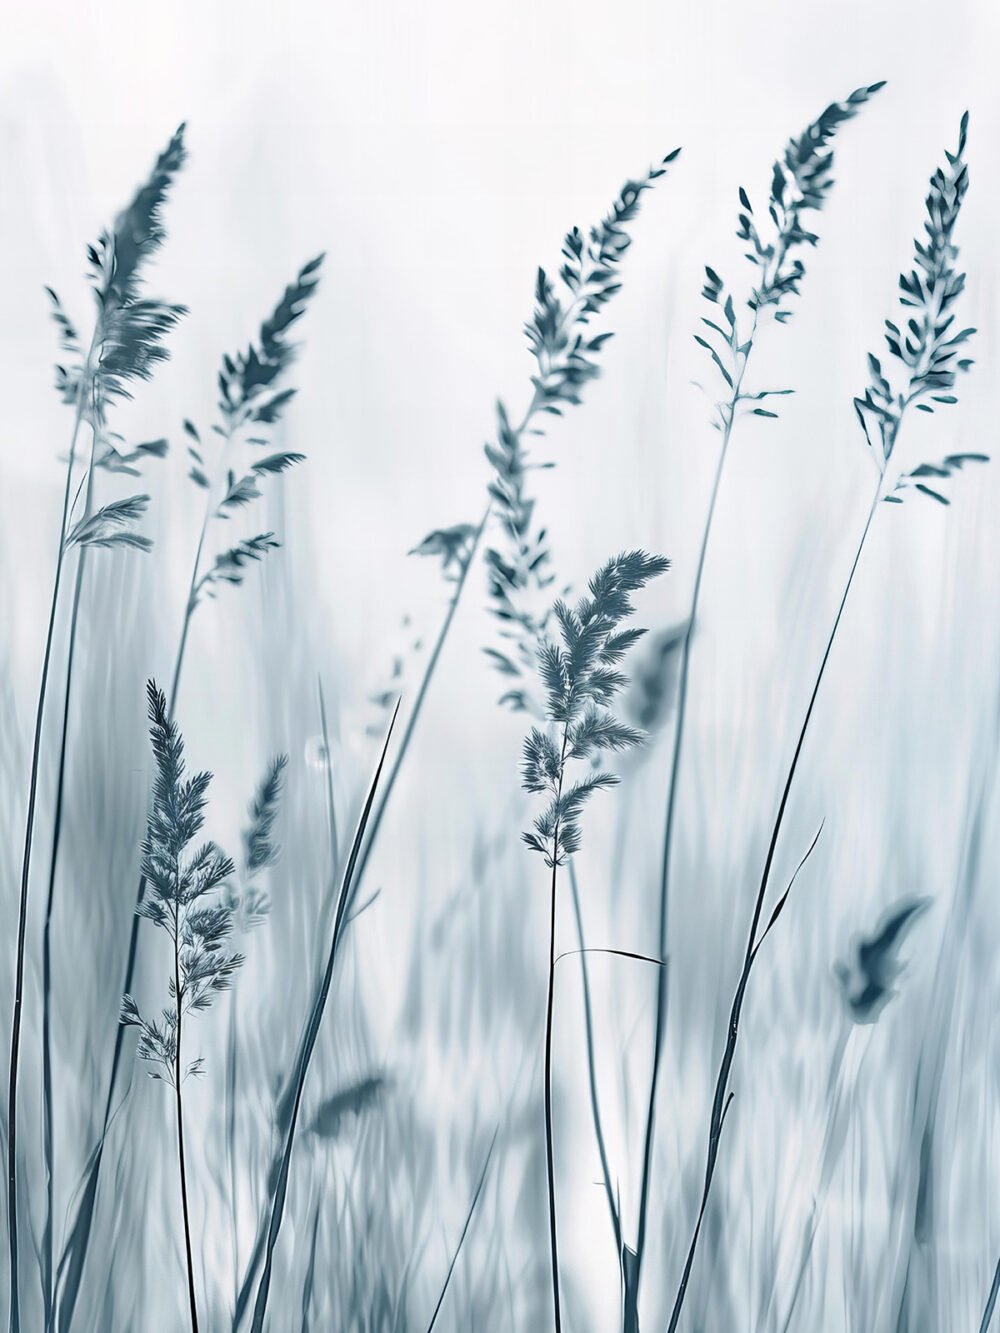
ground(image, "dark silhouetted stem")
xmin=425 ymin=1130 xmax=497 ymax=1332
xmin=351 ymin=508 xmax=487 ymax=893
xmin=56 ymin=470 xmax=214 ymax=1330
xmin=40 ymin=405 xmax=103 ymax=1332
xmin=169 ymin=515 xmax=209 ymax=713
xmin=633 ymin=314 xmax=757 ymax=1304
xmin=172 ymin=905 xmax=199 ymax=1333
xmin=665 ymin=483 xmax=880 ymax=1332
xmin=541 ymin=730 xmax=569 ymax=1333
xmin=567 ymin=861 xmax=622 ymax=1260
xmin=248 ymin=705 xmax=399 ymax=1333
xmin=8 ymin=388 xmax=89 ymax=1333
xmin=544 ymin=852 xmax=563 ymax=1333
xmin=980 ymin=1259 xmax=1000 ymax=1333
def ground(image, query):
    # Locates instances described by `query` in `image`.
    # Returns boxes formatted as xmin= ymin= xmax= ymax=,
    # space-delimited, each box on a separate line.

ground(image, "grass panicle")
xmin=854 ymin=113 xmax=986 ymax=503
xmin=55 ymin=250 xmax=321 ymax=1333
xmin=663 ymin=117 xmax=978 ymax=1333
xmin=481 ymin=153 xmax=680 ymax=711
xmin=242 ymin=701 xmax=401 ymax=1333
xmin=121 ymin=682 xmax=245 ymax=1332
xmin=632 ymin=84 xmax=885 ymax=1318
xmin=359 ymin=152 xmax=680 ymax=899
xmin=521 ymin=550 xmax=668 ymax=1333
xmin=9 ymin=124 xmax=187 ymax=1333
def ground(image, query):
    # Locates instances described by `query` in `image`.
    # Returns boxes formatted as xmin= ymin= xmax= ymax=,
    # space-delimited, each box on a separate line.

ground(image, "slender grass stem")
xmin=544 ymin=853 xmax=563 ymax=1333
xmin=55 ymin=432 xmax=226 ymax=1329
xmin=40 ymin=381 xmax=104 ymax=1332
xmin=247 ymin=703 xmax=400 ymax=1333
xmin=39 ymin=537 xmax=88 ymax=1333
xmin=425 ymin=1129 xmax=497 ymax=1332
xmin=664 ymin=483 xmax=880 ymax=1332
xmin=632 ymin=314 xmax=757 ymax=1304
xmin=540 ymin=730 xmax=569 ymax=1333
xmin=567 ymin=861 xmax=622 ymax=1261
xmin=775 ymin=1025 xmax=854 ymax=1333
xmin=172 ymin=904 xmax=199 ymax=1333
xmin=169 ymin=512 xmax=210 ymax=714
xmin=980 ymin=1259 xmax=1000 ymax=1333
xmin=7 ymin=382 xmax=91 ymax=1333
xmin=226 ymin=990 xmax=241 ymax=1314
xmin=351 ymin=507 xmax=487 ymax=893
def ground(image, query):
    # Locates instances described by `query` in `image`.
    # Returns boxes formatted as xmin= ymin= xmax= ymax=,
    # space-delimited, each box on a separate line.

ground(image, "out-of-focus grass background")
xmin=2 ymin=1 xmax=1000 ymax=1328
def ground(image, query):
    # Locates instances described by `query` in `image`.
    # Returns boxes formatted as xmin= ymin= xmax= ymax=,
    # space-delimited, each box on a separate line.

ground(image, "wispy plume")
xmin=521 ymin=550 xmax=668 ymax=1333
xmin=121 ymin=682 xmax=244 ymax=1333
xmin=9 ymin=124 xmax=187 ymax=1333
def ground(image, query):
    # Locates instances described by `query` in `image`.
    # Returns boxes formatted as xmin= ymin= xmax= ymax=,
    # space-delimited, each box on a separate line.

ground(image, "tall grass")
xmin=55 ymin=252 xmax=323 ymax=1333
xmin=521 ymin=551 xmax=669 ymax=1329
xmin=7 ymin=125 xmax=187 ymax=1333
xmin=630 ymin=83 xmax=884 ymax=1319
xmin=3 ymin=83 xmax=998 ymax=1333
xmin=121 ymin=682 xmax=249 ymax=1331
xmin=361 ymin=150 xmax=682 ymax=889
xmin=663 ymin=113 xmax=980 ymax=1333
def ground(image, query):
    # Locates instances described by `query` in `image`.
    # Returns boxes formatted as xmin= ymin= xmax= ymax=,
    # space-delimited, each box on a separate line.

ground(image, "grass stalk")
xmin=981 ymin=1259 xmax=1000 ymax=1333
xmin=521 ymin=553 xmax=668 ymax=1332
xmin=57 ymin=254 xmax=320 ymax=1327
xmin=632 ymin=312 xmax=755 ymax=1298
xmin=631 ymin=84 xmax=887 ymax=1311
xmin=424 ymin=1129 xmax=497 ymax=1332
xmin=7 ymin=377 xmax=93 ymax=1332
xmin=247 ymin=702 xmax=400 ymax=1332
xmin=567 ymin=861 xmax=622 ymax=1261
xmin=171 ymin=899 xmax=200 ymax=1333
xmin=543 ymin=733 xmax=570 ymax=1333
xmin=352 ymin=509 xmax=487 ymax=894
xmin=664 ymin=491 xmax=877 ymax=1331
xmin=39 ymin=492 xmax=93 ymax=1332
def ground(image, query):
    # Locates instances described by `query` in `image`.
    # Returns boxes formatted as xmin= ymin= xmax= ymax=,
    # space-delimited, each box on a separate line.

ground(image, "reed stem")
xmin=172 ymin=901 xmax=200 ymax=1333
xmin=7 ymin=385 xmax=90 ymax=1333
xmin=632 ymin=311 xmax=758 ymax=1305
xmin=665 ymin=482 xmax=880 ymax=1331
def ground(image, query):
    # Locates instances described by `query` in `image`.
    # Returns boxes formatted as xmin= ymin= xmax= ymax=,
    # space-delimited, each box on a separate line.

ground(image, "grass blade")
xmin=425 ymin=1128 xmax=498 ymax=1332
xmin=248 ymin=700 xmax=401 ymax=1332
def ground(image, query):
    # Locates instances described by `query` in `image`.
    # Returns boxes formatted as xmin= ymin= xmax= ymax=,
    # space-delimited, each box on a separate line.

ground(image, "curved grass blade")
xmin=247 ymin=700 xmax=400 ymax=1332
xmin=425 ymin=1129 xmax=498 ymax=1332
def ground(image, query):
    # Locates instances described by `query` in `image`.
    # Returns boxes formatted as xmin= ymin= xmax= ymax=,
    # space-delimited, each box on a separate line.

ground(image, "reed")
xmin=55 ymin=253 xmax=323 ymax=1331
xmin=630 ymin=83 xmax=885 ymax=1318
xmin=664 ymin=113 xmax=980 ymax=1333
xmin=359 ymin=150 xmax=682 ymax=891
xmin=521 ymin=550 xmax=669 ymax=1332
xmin=121 ymin=682 xmax=249 ymax=1331
xmin=7 ymin=125 xmax=187 ymax=1333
